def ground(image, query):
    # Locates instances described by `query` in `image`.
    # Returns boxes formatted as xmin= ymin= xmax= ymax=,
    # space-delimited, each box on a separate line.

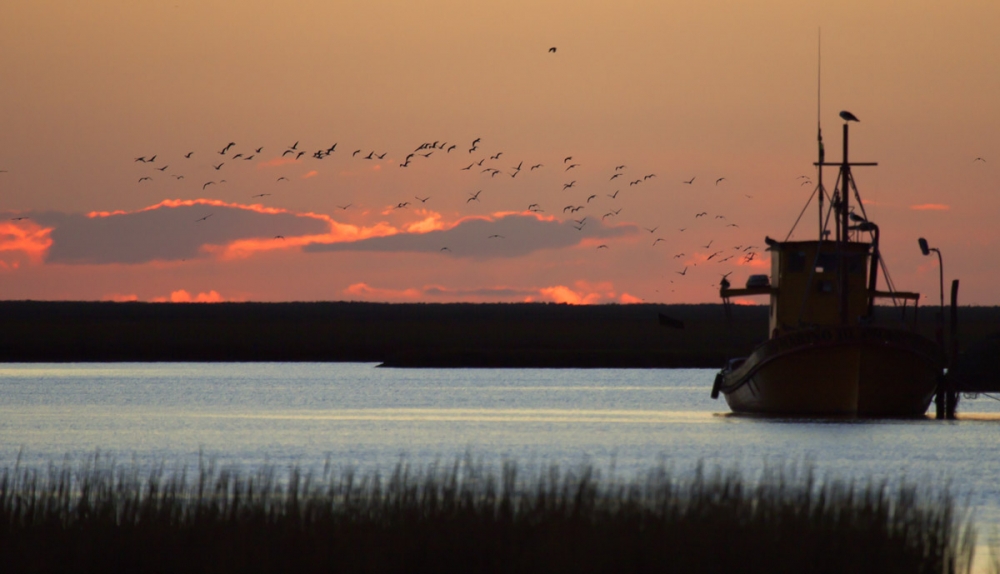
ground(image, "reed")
xmin=0 ymin=455 xmax=976 ymax=573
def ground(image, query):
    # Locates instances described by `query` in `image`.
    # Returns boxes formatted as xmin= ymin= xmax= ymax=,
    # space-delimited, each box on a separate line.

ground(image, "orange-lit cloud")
xmin=308 ymin=212 xmax=636 ymax=259
xmin=910 ymin=204 xmax=950 ymax=211
xmin=256 ymin=157 xmax=301 ymax=169
xmin=344 ymin=283 xmax=422 ymax=300
xmin=104 ymin=293 xmax=139 ymax=302
xmin=0 ymin=221 xmax=54 ymax=264
xmin=339 ymin=280 xmax=628 ymax=304
xmin=301 ymin=170 xmax=318 ymax=179
xmin=151 ymin=289 xmax=225 ymax=303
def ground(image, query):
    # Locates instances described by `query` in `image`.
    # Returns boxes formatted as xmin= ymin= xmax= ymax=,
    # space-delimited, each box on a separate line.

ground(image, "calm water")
xmin=3 ymin=363 xmax=1000 ymax=538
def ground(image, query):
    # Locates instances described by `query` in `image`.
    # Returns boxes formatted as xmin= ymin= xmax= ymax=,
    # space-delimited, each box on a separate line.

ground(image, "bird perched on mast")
xmin=839 ymin=110 xmax=860 ymax=122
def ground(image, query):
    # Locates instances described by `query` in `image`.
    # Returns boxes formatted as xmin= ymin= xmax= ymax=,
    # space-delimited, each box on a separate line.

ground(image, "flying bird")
xmin=715 ymin=177 xmax=725 ymax=185
xmin=564 ymin=156 xmax=572 ymax=163
xmin=415 ymin=196 xmax=430 ymax=203
xmin=276 ymin=177 xmax=288 ymax=182
xmin=251 ymin=193 xmax=271 ymax=198
xmin=644 ymin=226 xmax=658 ymax=233
xmin=530 ymin=164 xmax=543 ymax=170
xmin=562 ymin=181 xmax=576 ymax=190
xmin=213 ymin=163 xmax=224 ymax=170
xmin=597 ymin=244 xmax=609 ymax=250
xmin=336 ymin=204 xmax=352 ymax=210
xmin=549 ymin=47 xmax=557 ymax=53
xmin=839 ymin=110 xmax=860 ymax=122
xmin=683 ymin=177 xmax=695 ymax=184
xmin=676 ymin=267 xmax=688 ymax=276
xmin=653 ymin=238 xmax=666 ymax=246
xmin=274 ymin=235 xmax=285 ymax=240
xmin=607 ymin=190 xmax=619 ymax=199
xmin=10 ymin=216 xmax=29 ymax=221
xmin=184 ymin=152 xmax=194 ymax=158
xmin=488 ymin=234 xmax=504 ymax=239
xmin=467 ymin=190 xmax=483 ymax=202
xmin=202 ymin=181 xmax=214 ymax=189
xmin=586 ymin=194 xmax=597 ymax=202
xmin=138 ymin=177 xmax=152 ymax=183
xmin=219 ymin=142 xmax=235 ymax=155
xmin=289 ymin=141 xmax=299 ymax=150
xmin=195 ymin=214 xmax=213 ymax=223
xmin=695 ymin=212 xmax=707 ymax=218
xmin=974 ymin=157 xmax=986 ymax=163
xmin=610 ymin=173 xmax=621 ymax=180
xmin=566 ymin=164 xmax=579 ymax=171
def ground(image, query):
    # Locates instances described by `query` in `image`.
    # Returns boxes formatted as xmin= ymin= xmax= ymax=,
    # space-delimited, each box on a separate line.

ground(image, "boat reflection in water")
xmin=713 ymin=118 xmax=943 ymax=417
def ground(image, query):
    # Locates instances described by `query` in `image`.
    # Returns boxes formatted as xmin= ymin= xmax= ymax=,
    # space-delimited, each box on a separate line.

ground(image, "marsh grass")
xmin=0 ymin=454 xmax=976 ymax=573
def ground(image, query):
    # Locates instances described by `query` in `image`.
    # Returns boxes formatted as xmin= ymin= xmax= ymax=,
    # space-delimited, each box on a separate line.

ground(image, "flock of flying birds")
xmin=2 ymin=108 xmax=989 ymax=300
xmin=124 ymin=134 xmax=771 ymax=293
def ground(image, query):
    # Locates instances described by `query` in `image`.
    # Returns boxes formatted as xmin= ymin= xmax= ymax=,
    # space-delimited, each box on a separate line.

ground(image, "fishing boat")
xmin=712 ymin=119 xmax=944 ymax=417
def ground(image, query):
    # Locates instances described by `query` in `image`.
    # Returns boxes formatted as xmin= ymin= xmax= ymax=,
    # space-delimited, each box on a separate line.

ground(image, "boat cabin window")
xmin=813 ymin=253 xmax=866 ymax=275
xmin=786 ymin=251 xmax=806 ymax=272
xmin=816 ymin=253 xmax=837 ymax=274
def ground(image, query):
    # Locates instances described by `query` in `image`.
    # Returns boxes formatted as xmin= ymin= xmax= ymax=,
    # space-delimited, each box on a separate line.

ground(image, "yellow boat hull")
xmin=716 ymin=326 xmax=942 ymax=417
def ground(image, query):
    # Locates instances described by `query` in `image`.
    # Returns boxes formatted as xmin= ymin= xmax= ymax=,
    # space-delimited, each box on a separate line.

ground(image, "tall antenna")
xmin=817 ymin=28 xmax=825 ymax=239
xmin=817 ymin=28 xmax=822 ymax=130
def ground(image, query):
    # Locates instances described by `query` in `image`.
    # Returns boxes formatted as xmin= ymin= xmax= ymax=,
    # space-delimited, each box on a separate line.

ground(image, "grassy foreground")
xmin=0 ymin=456 xmax=977 ymax=573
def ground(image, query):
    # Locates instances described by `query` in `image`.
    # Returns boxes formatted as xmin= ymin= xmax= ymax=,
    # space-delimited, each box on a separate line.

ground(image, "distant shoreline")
xmin=0 ymin=301 xmax=997 ymax=367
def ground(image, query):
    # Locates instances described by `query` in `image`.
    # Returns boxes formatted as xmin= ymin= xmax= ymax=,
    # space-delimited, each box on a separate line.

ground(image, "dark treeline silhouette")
xmin=0 ymin=456 xmax=974 ymax=573
xmin=0 ymin=301 xmax=997 ymax=367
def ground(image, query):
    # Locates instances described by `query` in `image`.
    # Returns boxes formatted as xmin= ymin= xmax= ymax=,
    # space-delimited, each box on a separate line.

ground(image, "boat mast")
xmin=839 ymin=123 xmax=851 ymax=324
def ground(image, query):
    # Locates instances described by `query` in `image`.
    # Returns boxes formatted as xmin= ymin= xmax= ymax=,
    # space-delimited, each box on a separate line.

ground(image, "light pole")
xmin=919 ymin=237 xmax=950 ymax=418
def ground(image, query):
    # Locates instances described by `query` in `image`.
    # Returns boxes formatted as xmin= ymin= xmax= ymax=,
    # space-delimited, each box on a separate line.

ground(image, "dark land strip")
xmin=0 ymin=301 xmax=998 ymax=367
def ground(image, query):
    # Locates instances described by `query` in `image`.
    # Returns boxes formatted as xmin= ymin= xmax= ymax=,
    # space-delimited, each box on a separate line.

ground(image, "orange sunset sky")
xmin=1 ymin=0 xmax=997 ymax=305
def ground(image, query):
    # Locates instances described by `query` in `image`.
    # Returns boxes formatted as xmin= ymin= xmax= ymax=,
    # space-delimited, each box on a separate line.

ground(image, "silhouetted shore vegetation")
xmin=0 ymin=455 xmax=977 ymax=573
xmin=2 ymin=301 xmax=998 ymax=366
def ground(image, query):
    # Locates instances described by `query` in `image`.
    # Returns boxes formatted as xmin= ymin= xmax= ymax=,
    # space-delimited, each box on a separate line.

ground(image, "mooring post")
xmin=945 ymin=279 xmax=960 ymax=420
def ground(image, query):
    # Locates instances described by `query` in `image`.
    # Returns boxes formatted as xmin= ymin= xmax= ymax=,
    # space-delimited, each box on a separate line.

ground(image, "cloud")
xmin=342 ymin=280 xmax=625 ymax=304
xmin=0 ymin=221 xmax=53 ymax=264
xmin=910 ymin=204 xmax=950 ymax=211
xmin=20 ymin=199 xmax=362 ymax=265
xmin=257 ymin=157 xmax=301 ymax=169
xmin=343 ymin=283 xmax=423 ymax=300
xmin=305 ymin=212 xmax=636 ymax=259
xmin=103 ymin=293 xmax=139 ymax=302
xmin=150 ymin=289 xmax=225 ymax=303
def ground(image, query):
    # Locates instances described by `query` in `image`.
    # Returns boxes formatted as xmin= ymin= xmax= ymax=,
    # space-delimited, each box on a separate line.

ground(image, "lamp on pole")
xmin=918 ymin=238 xmax=944 ymax=319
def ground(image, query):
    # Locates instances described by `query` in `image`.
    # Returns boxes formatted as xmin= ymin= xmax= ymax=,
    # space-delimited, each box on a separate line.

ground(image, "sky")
xmin=1 ymin=0 xmax=998 ymax=305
